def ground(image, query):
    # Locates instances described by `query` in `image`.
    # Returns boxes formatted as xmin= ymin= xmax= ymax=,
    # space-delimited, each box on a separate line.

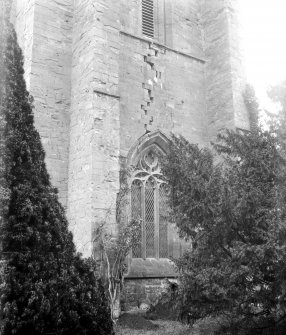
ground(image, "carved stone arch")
xmin=127 ymin=130 xmax=171 ymax=167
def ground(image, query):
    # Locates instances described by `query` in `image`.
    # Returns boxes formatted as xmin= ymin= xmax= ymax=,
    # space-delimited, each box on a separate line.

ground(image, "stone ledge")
xmin=126 ymin=258 xmax=177 ymax=278
xmin=120 ymin=30 xmax=206 ymax=63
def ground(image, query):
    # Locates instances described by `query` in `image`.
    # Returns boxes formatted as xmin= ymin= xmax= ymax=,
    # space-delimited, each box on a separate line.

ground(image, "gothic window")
xmin=130 ymin=148 xmax=171 ymax=259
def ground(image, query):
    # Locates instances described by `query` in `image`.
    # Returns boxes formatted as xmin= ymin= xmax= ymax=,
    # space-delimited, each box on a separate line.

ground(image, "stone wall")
xmin=9 ymin=0 xmax=251 ymax=309
xmin=10 ymin=0 xmax=249 ymax=260
xmin=68 ymin=0 xmax=121 ymax=257
xmin=227 ymin=0 xmax=249 ymax=130
xmin=11 ymin=0 xmax=35 ymax=90
xmin=201 ymin=0 xmax=249 ymax=140
xmin=122 ymin=277 xmax=177 ymax=310
xmin=118 ymin=0 xmax=207 ymax=280
xmin=67 ymin=0 xmax=209 ymax=257
xmin=171 ymin=0 xmax=203 ymax=56
xmin=119 ymin=0 xmax=207 ymax=157
xmin=12 ymin=0 xmax=73 ymax=207
xmin=119 ymin=34 xmax=207 ymax=157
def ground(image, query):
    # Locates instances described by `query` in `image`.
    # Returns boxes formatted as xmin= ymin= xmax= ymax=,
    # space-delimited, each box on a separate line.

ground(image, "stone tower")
xmin=11 ymin=0 xmax=249 ymax=305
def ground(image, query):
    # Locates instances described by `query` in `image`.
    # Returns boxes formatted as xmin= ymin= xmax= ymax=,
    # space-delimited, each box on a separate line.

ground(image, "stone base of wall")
xmin=122 ymin=277 xmax=177 ymax=311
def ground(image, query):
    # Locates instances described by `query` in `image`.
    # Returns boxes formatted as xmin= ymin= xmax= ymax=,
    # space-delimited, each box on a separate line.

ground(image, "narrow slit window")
xmin=142 ymin=0 xmax=154 ymax=38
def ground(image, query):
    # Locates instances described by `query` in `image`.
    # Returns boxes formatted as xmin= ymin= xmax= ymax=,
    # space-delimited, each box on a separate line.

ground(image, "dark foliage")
xmin=162 ymin=129 xmax=286 ymax=334
xmin=145 ymin=279 xmax=180 ymax=321
xmin=0 ymin=8 xmax=113 ymax=335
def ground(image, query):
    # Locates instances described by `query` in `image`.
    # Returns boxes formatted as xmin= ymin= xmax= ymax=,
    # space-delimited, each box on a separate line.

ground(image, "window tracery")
xmin=130 ymin=149 xmax=170 ymax=259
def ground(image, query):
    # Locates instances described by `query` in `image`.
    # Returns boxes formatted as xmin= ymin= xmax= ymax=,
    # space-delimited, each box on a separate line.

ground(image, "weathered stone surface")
xmin=126 ymin=258 xmax=177 ymax=278
xmin=67 ymin=0 xmax=121 ymax=256
xmin=11 ymin=0 xmax=35 ymax=90
xmin=11 ymin=0 xmax=249 ymax=259
xmin=119 ymin=32 xmax=207 ymax=154
xmin=201 ymin=0 xmax=249 ymax=140
xmin=122 ymin=277 xmax=178 ymax=310
xmin=12 ymin=0 xmax=72 ymax=207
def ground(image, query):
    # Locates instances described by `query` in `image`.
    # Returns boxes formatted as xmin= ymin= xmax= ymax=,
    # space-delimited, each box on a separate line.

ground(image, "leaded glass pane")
xmin=131 ymin=180 xmax=142 ymax=258
xmin=145 ymin=177 xmax=155 ymax=257
xmin=159 ymin=184 xmax=169 ymax=258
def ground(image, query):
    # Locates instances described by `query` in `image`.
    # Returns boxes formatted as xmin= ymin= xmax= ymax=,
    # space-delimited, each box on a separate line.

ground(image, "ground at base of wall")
xmin=115 ymin=311 xmax=222 ymax=335
xmin=115 ymin=318 xmax=192 ymax=335
xmin=114 ymin=312 xmax=202 ymax=335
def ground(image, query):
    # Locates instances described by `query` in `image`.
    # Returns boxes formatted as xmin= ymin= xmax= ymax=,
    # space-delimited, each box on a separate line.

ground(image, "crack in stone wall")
xmin=141 ymin=44 xmax=163 ymax=133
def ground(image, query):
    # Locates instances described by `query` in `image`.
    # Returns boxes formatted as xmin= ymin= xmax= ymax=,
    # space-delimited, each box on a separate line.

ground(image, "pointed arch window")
xmin=130 ymin=148 xmax=172 ymax=259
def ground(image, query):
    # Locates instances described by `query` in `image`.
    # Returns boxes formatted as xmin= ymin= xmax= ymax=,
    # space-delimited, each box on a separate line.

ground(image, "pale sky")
xmin=239 ymin=0 xmax=286 ymax=112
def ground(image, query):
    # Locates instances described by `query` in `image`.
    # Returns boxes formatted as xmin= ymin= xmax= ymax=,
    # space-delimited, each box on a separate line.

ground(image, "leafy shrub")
xmin=146 ymin=279 xmax=180 ymax=321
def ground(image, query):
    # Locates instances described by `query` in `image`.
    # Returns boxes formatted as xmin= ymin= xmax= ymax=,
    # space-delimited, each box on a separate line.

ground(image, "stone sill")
xmin=126 ymin=258 xmax=178 ymax=279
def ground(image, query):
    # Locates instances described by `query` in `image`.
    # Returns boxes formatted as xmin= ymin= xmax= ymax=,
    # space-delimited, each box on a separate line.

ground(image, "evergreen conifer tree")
xmin=162 ymin=129 xmax=286 ymax=334
xmin=0 ymin=2 xmax=113 ymax=334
